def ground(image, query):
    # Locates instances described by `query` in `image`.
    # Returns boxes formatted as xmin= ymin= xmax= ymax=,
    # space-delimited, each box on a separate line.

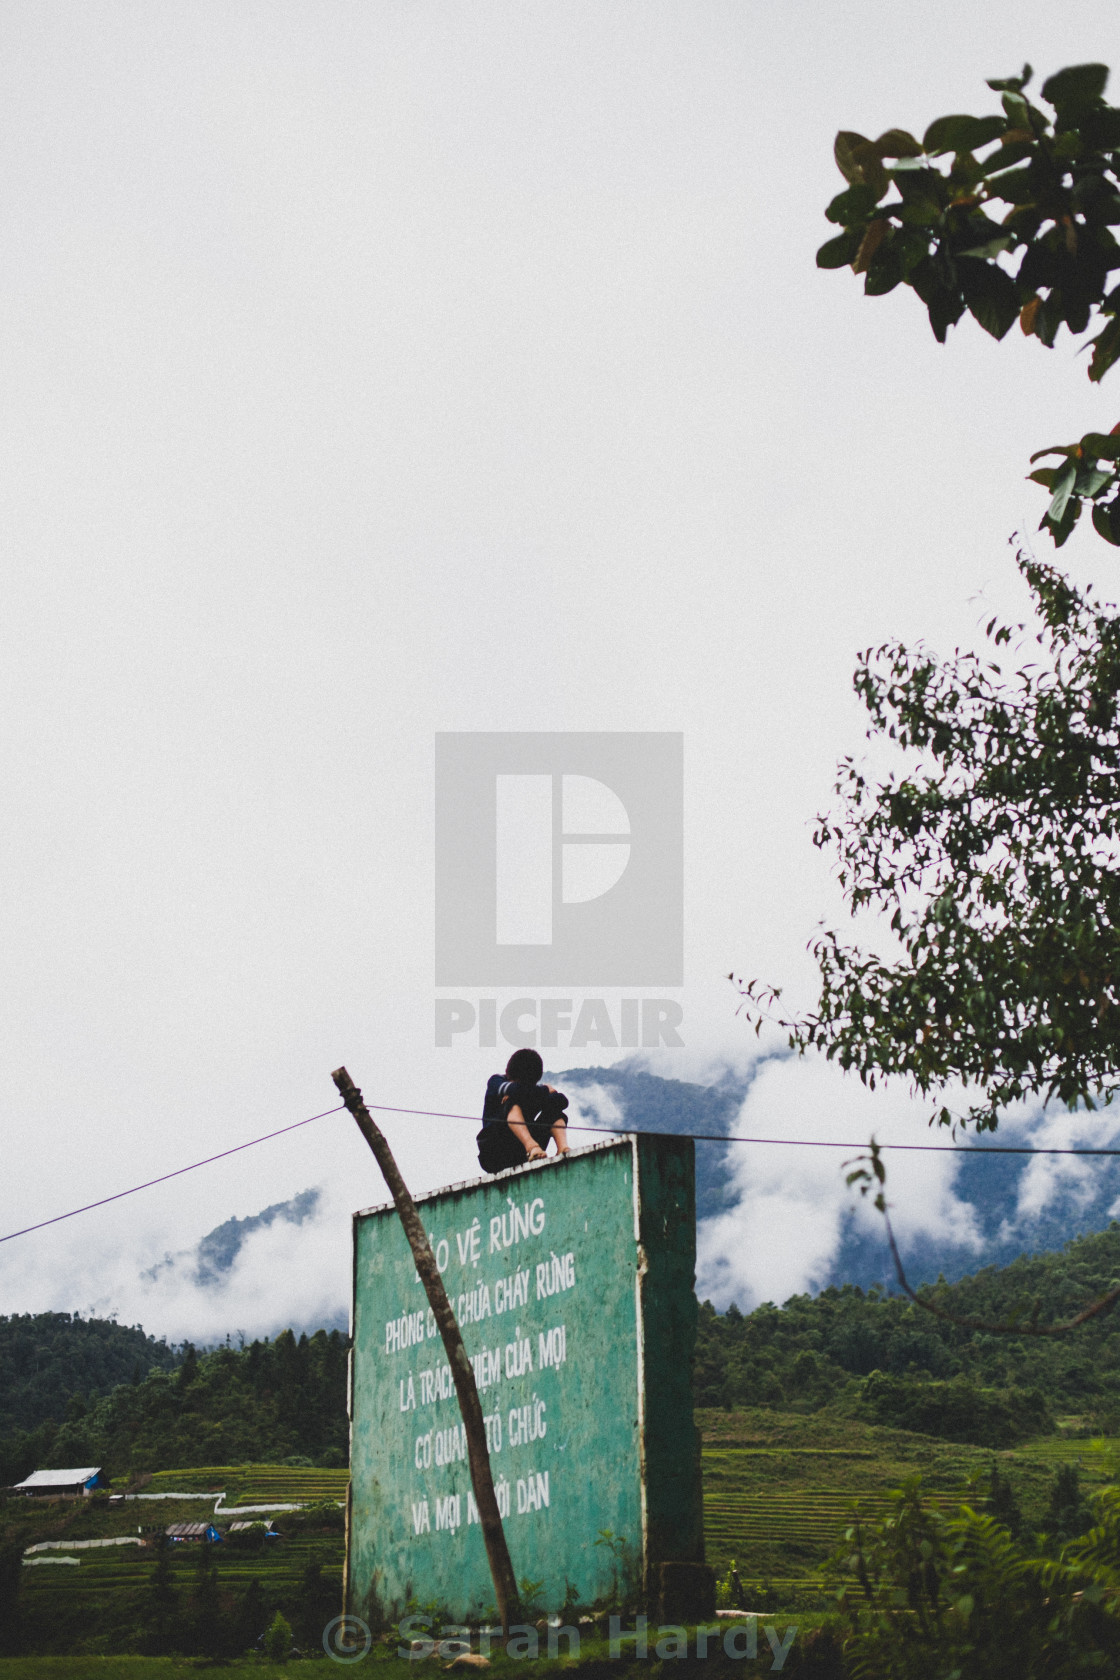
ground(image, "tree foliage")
xmin=0 ymin=1312 xmax=180 ymax=1437
xmin=818 ymin=63 xmax=1120 ymax=546
xmin=0 ymin=1541 xmax=23 ymax=1657
xmin=263 ymin=1610 xmax=293 ymax=1664
xmin=831 ymin=1480 xmax=1120 ymax=1678
xmin=0 ymin=1323 xmax=349 ymax=1485
xmin=745 ymin=63 xmax=1120 ymax=1134
xmin=695 ymin=1220 xmax=1120 ymax=1431
xmin=741 ymin=555 xmax=1120 ymax=1130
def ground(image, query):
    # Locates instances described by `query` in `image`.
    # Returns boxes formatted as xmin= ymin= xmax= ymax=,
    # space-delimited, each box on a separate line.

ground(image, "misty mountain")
xmin=558 ymin=1060 xmax=1120 ymax=1300
xmin=831 ymin=1141 xmax=1120 ymax=1297
xmin=557 ymin=1062 xmax=748 ymax=1222
xmin=193 ymin=1188 xmax=321 ymax=1285
xmin=143 ymin=1188 xmax=322 ymax=1289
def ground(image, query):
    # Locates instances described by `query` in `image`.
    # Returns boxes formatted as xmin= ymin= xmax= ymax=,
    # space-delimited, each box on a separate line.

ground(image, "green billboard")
xmin=346 ymin=1133 xmax=702 ymax=1624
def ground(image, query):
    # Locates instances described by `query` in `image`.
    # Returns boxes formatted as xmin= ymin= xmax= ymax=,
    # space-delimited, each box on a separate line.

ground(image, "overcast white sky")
xmin=3 ymin=2 xmax=1120 ymax=1340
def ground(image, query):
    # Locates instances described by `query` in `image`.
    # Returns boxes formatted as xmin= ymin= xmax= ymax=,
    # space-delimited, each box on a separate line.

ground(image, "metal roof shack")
xmin=227 ymin=1520 xmax=278 ymax=1535
xmin=12 ymin=1468 xmax=103 ymax=1498
xmin=165 ymin=1522 xmax=221 ymax=1543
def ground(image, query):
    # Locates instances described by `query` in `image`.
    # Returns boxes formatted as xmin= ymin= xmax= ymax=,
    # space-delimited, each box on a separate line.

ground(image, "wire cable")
xmin=0 ymin=1105 xmax=347 ymax=1244
xmin=7 ymin=1091 xmax=1120 ymax=1247
xmin=361 ymin=1099 xmax=1120 ymax=1157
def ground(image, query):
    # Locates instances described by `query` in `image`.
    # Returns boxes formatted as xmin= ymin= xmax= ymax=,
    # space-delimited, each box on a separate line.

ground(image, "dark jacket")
xmin=477 ymin=1075 xmax=568 ymax=1174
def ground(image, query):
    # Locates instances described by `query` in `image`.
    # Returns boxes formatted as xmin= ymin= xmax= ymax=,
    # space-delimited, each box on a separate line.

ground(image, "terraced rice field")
xmin=702 ymin=1448 xmax=948 ymax=1589
xmin=697 ymin=1409 xmax=1117 ymax=1591
xmin=20 ymin=1418 xmax=1120 ymax=1622
xmin=20 ymin=1533 xmax=343 ymax=1599
xmin=1012 ymin=1437 xmax=1120 ymax=1472
xmin=17 ymin=1523 xmax=346 ymax=1655
xmin=706 ymin=1487 xmax=915 ymax=1544
xmin=143 ymin=1466 xmax=349 ymax=1506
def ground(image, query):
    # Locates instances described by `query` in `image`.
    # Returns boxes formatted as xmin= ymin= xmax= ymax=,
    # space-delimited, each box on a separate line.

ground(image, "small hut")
xmin=12 ymin=1467 xmax=103 ymax=1498
xmin=165 ymin=1521 xmax=222 ymax=1543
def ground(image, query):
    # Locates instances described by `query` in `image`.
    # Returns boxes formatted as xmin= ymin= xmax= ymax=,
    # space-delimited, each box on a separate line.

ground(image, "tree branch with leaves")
xmin=736 ymin=63 xmax=1120 ymax=1138
xmin=819 ymin=61 xmax=1120 ymax=545
xmin=738 ymin=552 xmax=1120 ymax=1131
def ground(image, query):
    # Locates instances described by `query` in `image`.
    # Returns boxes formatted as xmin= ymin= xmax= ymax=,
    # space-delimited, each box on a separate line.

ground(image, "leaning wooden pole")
xmin=332 ymin=1066 xmax=518 ymax=1634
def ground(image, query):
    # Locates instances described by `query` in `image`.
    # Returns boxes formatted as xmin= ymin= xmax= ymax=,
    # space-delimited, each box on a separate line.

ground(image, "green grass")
xmin=0 ymin=1633 xmax=828 ymax=1680
xmin=0 ymin=1665 xmax=305 ymax=1679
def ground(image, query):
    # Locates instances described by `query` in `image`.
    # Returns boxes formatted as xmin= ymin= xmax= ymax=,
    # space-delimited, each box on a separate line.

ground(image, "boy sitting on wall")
xmin=477 ymin=1049 xmax=571 ymax=1174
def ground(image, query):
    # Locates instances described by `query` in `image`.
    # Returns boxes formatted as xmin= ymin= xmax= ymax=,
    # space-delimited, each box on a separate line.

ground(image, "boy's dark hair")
xmin=505 ymin=1048 xmax=544 ymax=1084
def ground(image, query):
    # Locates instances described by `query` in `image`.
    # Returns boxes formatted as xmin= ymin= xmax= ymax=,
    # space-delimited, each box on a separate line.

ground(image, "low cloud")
xmin=129 ymin=1184 xmax=351 ymax=1344
xmin=695 ymin=1056 xmax=984 ymax=1311
xmin=6 ymin=1059 xmax=1117 ymax=1342
xmin=1010 ymin=1105 xmax=1120 ymax=1223
xmin=565 ymin=1083 xmax=626 ymax=1135
xmin=0 ymin=1181 xmax=353 ymax=1347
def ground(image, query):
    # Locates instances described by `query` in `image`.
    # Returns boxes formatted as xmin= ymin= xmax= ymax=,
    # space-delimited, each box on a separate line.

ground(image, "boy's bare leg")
xmin=507 ymin=1107 xmax=546 ymax=1161
xmin=550 ymin=1119 xmax=569 ymax=1155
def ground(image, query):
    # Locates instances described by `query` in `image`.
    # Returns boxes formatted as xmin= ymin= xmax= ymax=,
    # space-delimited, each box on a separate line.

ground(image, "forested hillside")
xmin=0 ymin=1327 xmax=348 ymax=1487
xmin=0 ymin=1314 xmax=180 ymax=1437
xmin=9 ymin=1223 xmax=1120 ymax=1488
xmin=696 ymin=1221 xmax=1120 ymax=1443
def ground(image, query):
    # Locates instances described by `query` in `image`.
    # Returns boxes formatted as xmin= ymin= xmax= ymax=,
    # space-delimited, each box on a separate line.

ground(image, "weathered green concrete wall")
xmin=347 ymin=1134 xmax=701 ymax=1625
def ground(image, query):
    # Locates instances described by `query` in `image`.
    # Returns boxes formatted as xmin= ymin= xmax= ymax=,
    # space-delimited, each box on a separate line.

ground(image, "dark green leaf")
xmin=864 ymin=238 xmax=904 ymax=296
xmin=897 ymin=229 xmax=931 ymax=276
xmin=875 ymin=128 xmax=923 ymax=158
xmin=1047 ymin=458 xmax=1078 ymax=523
xmin=1079 ymin=431 xmax=1120 ymax=461
xmin=922 ymin=114 xmax=1006 ymax=155
xmin=1001 ymin=92 xmax=1031 ymax=129
xmin=984 ymin=139 xmax=1037 ymax=174
xmin=834 ymin=129 xmax=872 ymax=184
xmin=864 ymin=270 xmax=901 ymax=298
xmin=985 ymin=166 xmax=1034 ymax=207
xmin=908 ymin=258 xmax=966 ymax=342
xmin=1034 ymin=294 xmax=1063 ymax=348
xmin=825 ymin=182 xmax=884 ymax=225
xmin=1092 ymin=499 xmax=1120 ymax=543
xmin=834 ymin=131 xmax=889 ymax=196
xmin=958 ymin=258 xmax=1019 ymax=339
xmin=817 ymin=229 xmax=862 ymax=269
xmin=1085 ymin=107 xmax=1120 ymax=148
xmin=1088 ymin=314 xmax=1120 ymax=382
xmin=1074 ymin=465 xmax=1116 ymax=497
xmin=1043 ymin=493 xmax=1082 ymax=546
xmin=986 ymin=65 xmax=1032 ymax=94
xmin=927 ymin=290 xmax=967 ymax=342
xmin=897 ymin=196 xmax=942 ymax=229
xmin=1041 ymin=64 xmax=1109 ymax=109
